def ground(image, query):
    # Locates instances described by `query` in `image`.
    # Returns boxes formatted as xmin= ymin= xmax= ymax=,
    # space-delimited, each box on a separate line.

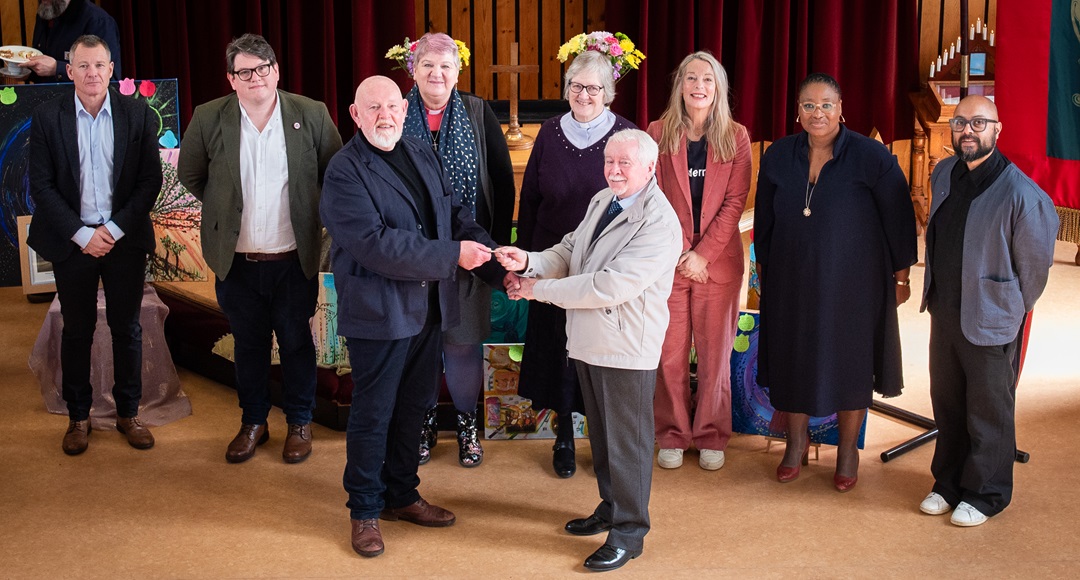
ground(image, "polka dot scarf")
xmin=403 ymin=85 xmax=480 ymax=215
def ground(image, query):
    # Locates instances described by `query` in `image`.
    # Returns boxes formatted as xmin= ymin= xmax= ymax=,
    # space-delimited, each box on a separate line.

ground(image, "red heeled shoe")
xmin=833 ymin=472 xmax=858 ymax=492
xmin=776 ymin=439 xmax=810 ymax=483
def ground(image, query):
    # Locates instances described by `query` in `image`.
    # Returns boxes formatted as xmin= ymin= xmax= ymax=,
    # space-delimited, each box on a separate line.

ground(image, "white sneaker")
xmin=919 ymin=492 xmax=951 ymax=515
xmin=698 ymin=449 xmax=726 ymax=471
xmin=950 ymin=501 xmax=989 ymax=527
xmin=657 ymin=448 xmax=684 ymax=468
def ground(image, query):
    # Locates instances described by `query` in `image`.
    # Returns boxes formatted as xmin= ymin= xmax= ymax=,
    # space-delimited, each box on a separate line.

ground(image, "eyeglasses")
xmin=569 ymin=82 xmax=603 ymax=96
xmin=798 ymin=102 xmax=838 ymax=114
xmin=948 ymin=117 xmax=999 ymax=132
xmin=231 ymin=63 xmax=272 ymax=81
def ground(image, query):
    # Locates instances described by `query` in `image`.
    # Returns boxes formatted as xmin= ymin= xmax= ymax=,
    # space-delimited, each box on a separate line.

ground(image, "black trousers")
xmin=575 ymin=360 xmax=655 ymax=553
xmin=343 ymin=323 xmax=442 ymax=520
xmin=215 ymin=254 xmax=318 ymax=426
xmin=53 ymin=243 xmax=148 ymax=420
xmin=928 ymin=308 xmax=1022 ymax=516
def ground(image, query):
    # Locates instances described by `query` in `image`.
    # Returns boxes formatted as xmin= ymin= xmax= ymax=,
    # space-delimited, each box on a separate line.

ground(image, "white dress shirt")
xmin=236 ymin=92 xmax=295 ymax=253
xmin=72 ymin=91 xmax=122 ymax=249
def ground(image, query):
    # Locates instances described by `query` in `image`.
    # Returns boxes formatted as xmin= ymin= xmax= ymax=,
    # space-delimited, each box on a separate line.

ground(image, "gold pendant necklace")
xmin=803 ymin=180 xmax=816 ymax=217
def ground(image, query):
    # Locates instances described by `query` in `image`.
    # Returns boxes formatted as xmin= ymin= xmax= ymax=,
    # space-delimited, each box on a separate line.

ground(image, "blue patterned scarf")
xmin=402 ymin=85 xmax=480 ymax=214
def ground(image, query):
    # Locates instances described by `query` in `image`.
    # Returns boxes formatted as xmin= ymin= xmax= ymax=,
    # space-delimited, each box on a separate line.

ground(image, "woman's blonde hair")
xmin=656 ymin=51 xmax=741 ymax=163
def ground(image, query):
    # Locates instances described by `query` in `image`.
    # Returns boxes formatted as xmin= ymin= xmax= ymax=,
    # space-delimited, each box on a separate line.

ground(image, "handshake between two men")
xmin=456 ymin=244 xmax=535 ymax=301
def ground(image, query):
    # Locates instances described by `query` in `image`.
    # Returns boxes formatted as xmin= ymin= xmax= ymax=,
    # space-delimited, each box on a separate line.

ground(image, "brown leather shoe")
xmin=116 ymin=416 xmax=155 ymax=449
xmin=226 ymin=423 xmax=269 ymax=463
xmin=62 ymin=419 xmax=91 ymax=455
xmin=282 ymin=423 xmax=312 ymax=464
xmin=350 ymin=518 xmax=384 ymax=557
xmin=380 ymin=497 xmax=456 ymax=527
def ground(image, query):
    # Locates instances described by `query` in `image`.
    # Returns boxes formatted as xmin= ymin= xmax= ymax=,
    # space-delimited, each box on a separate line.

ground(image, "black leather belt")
xmin=241 ymin=249 xmax=298 ymax=262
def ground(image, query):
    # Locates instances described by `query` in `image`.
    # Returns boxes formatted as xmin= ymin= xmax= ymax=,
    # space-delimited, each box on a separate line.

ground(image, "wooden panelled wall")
xmin=415 ymin=0 xmax=604 ymax=100
xmin=0 ymin=0 xmax=38 ymax=48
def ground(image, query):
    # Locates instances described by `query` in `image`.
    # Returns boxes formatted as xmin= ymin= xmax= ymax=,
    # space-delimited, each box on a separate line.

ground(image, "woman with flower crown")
xmin=646 ymin=52 xmax=751 ymax=474
xmin=516 ymin=48 xmax=637 ymax=478
xmin=390 ymin=32 xmax=516 ymax=468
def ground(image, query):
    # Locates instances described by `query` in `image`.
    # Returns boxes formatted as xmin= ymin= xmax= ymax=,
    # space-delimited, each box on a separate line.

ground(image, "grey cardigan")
xmin=920 ymin=155 xmax=1059 ymax=346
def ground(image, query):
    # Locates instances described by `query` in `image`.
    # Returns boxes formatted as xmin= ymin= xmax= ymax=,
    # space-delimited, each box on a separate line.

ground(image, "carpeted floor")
xmin=1 ymin=240 xmax=1078 ymax=579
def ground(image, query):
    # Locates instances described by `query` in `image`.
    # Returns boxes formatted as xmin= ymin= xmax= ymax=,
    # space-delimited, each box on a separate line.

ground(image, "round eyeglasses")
xmin=231 ymin=63 xmax=272 ymax=81
xmin=948 ymin=117 xmax=999 ymax=132
xmin=569 ymin=82 xmax=603 ymax=96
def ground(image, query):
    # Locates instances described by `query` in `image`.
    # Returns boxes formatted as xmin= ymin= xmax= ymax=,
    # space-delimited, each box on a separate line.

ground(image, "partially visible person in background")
xmin=21 ymin=0 xmax=122 ymax=83
xmin=646 ymin=51 xmax=751 ymax=472
xmin=398 ymin=33 xmax=516 ymax=469
xmin=514 ymin=50 xmax=636 ymax=478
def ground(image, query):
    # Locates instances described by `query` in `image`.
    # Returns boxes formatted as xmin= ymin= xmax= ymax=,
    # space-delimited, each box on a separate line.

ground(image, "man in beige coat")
xmin=496 ymin=129 xmax=682 ymax=572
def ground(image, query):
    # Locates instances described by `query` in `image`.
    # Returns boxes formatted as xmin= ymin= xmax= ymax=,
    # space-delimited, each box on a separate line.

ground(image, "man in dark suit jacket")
xmin=320 ymin=75 xmax=499 ymax=558
xmin=178 ymin=33 xmax=342 ymax=465
xmin=21 ymin=0 xmax=122 ymax=83
xmin=28 ymin=34 xmax=162 ymax=455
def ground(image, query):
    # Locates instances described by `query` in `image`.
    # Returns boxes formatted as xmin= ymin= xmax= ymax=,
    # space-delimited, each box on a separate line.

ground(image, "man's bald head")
xmin=951 ymin=95 xmax=1001 ymax=168
xmin=349 ymin=75 xmax=408 ymax=151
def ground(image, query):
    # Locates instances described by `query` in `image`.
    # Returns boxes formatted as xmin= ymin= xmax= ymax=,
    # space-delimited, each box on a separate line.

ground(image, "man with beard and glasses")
xmin=319 ymin=75 xmax=503 ymax=558
xmin=918 ymin=95 xmax=1058 ymax=527
xmin=21 ymin=0 xmax=122 ymax=83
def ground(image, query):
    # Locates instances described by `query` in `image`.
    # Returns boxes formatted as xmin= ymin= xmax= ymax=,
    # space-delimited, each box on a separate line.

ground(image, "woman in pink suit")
xmin=646 ymin=51 xmax=751 ymax=470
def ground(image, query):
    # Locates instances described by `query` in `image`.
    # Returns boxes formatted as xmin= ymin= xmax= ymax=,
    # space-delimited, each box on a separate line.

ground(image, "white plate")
xmin=0 ymin=45 xmax=41 ymax=64
xmin=1 ymin=66 xmax=31 ymax=79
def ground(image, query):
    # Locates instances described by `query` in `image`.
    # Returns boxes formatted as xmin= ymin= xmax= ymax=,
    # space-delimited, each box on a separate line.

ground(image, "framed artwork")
xmin=16 ymin=215 xmax=54 ymax=294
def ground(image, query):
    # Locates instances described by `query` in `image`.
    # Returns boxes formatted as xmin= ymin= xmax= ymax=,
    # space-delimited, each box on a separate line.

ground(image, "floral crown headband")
xmin=386 ymin=36 xmax=471 ymax=77
xmin=557 ymin=31 xmax=645 ymax=81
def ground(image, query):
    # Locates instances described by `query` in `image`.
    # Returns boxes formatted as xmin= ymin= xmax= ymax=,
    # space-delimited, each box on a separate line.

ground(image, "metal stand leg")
xmin=871 ymin=400 xmax=1029 ymax=463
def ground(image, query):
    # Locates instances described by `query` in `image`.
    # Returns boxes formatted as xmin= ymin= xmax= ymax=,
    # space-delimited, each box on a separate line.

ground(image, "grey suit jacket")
xmin=921 ymin=155 xmax=1059 ymax=346
xmin=178 ymin=90 xmax=342 ymax=280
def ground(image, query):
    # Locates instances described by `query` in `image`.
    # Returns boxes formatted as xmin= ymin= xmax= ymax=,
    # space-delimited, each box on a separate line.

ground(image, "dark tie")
xmin=591 ymin=197 xmax=623 ymax=243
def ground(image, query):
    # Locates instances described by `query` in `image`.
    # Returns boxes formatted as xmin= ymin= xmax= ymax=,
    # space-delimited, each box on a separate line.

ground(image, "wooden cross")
xmin=490 ymin=42 xmax=539 ymax=150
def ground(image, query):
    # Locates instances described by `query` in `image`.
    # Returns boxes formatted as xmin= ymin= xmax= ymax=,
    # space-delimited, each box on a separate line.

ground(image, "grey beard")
xmin=38 ymin=0 xmax=71 ymax=20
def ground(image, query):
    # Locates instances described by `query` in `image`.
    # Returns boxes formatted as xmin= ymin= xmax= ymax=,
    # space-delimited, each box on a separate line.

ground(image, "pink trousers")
xmin=654 ymin=271 xmax=741 ymax=451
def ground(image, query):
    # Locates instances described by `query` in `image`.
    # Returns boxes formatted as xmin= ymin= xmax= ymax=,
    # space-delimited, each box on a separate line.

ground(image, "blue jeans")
xmin=344 ymin=323 xmax=442 ymax=520
xmin=215 ymin=254 xmax=317 ymax=426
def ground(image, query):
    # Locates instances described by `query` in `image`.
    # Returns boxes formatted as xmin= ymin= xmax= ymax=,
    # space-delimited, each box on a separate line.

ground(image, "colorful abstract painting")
xmin=150 ymin=149 xmax=207 ymax=281
xmin=0 ymin=79 xmax=180 ymax=286
xmin=730 ymin=311 xmax=867 ymax=448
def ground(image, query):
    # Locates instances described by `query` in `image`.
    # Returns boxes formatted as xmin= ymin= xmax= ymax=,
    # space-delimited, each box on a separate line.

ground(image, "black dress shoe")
xmin=553 ymin=440 xmax=576 ymax=478
xmin=565 ymin=514 xmax=611 ymax=536
xmin=583 ymin=544 xmax=641 ymax=572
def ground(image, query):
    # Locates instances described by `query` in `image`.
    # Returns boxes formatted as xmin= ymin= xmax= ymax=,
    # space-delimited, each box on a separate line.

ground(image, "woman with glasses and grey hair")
xmin=515 ymin=50 xmax=636 ymax=479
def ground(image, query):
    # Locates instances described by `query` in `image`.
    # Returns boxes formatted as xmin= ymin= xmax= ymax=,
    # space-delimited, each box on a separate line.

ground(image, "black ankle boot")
xmin=456 ymin=410 xmax=484 ymax=468
xmin=419 ymin=405 xmax=438 ymax=465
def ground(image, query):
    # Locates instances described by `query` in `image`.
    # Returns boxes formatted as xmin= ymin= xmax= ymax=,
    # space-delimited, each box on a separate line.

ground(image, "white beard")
xmin=38 ymin=0 xmax=70 ymax=20
xmin=368 ymin=128 xmax=402 ymax=150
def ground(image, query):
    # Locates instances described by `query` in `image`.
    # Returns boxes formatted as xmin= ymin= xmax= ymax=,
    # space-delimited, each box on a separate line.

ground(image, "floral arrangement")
xmin=385 ymin=36 xmax=471 ymax=76
xmin=557 ymin=31 xmax=645 ymax=81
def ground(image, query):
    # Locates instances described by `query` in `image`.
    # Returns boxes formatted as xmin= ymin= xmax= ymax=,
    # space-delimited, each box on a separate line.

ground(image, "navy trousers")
xmin=344 ymin=323 xmax=442 ymax=520
xmin=215 ymin=254 xmax=318 ymax=426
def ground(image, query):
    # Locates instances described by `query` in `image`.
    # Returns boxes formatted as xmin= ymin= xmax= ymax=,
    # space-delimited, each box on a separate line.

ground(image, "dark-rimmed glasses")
xmin=231 ymin=63 xmax=272 ymax=81
xmin=948 ymin=117 xmax=999 ymax=132
xmin=569 ymin=82 xmax=603 ymax=96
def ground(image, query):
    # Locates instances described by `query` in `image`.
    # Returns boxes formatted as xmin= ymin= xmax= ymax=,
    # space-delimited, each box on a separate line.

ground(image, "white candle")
xmin=930 ymin=63 xmax=936 ymax=78
xmin=950 ymin=43 xmax=955 ymax=58
xmin=976 ymin=17 xmax=982 ymax=34
xmin=937 ymin=55 xmax=943 ymax=70
xmin=990 ymin=30 xmax=995 ymax=46
xmin=983 ymin=26 xmax=988 ymax=40
xmin=970 ymin=24 xmax=975 ymax=40
xmin=957 ymin=36 xmax=961 ymax=49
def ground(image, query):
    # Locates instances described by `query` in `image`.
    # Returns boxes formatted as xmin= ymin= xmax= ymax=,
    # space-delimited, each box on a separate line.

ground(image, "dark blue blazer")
xmin=320 ymin=133 xmax=498 ymax=341
xmin=28 ymin=87 xmax=163 ymax=263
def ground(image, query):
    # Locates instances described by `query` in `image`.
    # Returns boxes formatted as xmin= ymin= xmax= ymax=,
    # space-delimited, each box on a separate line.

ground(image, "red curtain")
xmin=98 ymin=0 xmax=415 ymax=142
xmin=996 ymin=0 xmax=1080 ymax=226
xmin=605 ymin=0 xmax=919 ymax=144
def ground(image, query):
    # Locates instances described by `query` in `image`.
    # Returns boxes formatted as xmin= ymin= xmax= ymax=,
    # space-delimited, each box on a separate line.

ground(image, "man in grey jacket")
xmin=918 ymin=95 xmax=1058 ymax=527
xmin=496 ymin=129 xmax=682 ymax=572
